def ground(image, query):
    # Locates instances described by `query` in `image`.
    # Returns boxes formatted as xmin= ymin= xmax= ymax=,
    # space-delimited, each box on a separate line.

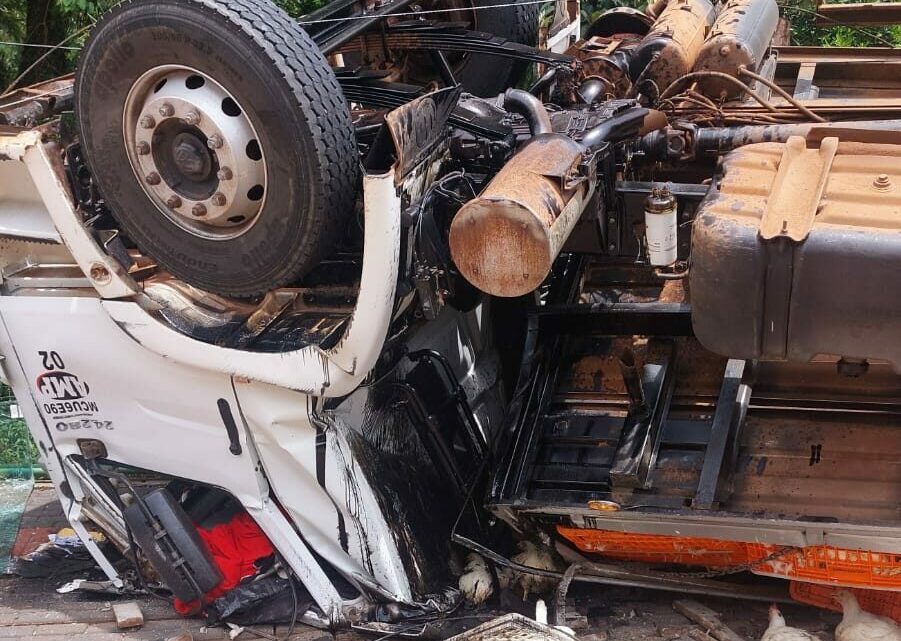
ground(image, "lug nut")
xmin=211 ymin=192 xmax=227 ymax=207
xmin=158 ymin=103 xmax=174 ymax=117
xmin=136 ymin=141 xmax=151 ymax=156
xmin=216 ymin=167 xmax=233 ymax=181
xmin=139 ymin=115 xmax=156 ymax=129
xmin=166 ymin=195 xmax=182 ymax=209
xmin=192 ymin=203 xmax=208 ymax=217
xmin=207 ymin=134 xmax=224 ymax=150
xmin=184 ymin=110 xmax=201 ymax=126
xmin=874 ymin=173 xmax=891 ymax=189
xmin=145 ymin=172 xmax=161 ymax=186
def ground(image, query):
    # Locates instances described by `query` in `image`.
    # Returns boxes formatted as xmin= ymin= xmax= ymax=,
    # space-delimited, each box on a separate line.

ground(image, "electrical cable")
xmin=368 ymin=614 xmax=497 ymax=641
xmin=737 ymin=65 xmax=826 ymax=122
xmin=3 ymin=24 xmax=94 ymax=95
xmin=273 ymin=553 xmax=299 ymax=641
xmin=298 ymin=0 xmax=555 ymax=24
xmin=0 ymin=41 xmax=81 ymax=50
xmin=657 ymin=71 xmax=781 ymax=113
xmin=0 ymin=0 xmax=557 ymax=97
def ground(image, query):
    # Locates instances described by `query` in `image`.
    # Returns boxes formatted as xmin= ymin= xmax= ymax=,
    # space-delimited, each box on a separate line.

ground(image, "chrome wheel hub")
xmin=123 ymin=66 xmax=267 ymax=240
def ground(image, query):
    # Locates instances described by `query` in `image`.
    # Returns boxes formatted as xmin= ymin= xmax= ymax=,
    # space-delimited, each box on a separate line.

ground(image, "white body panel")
xmin=235 ymin=381 xmax=414 ymax=602
xmin=0 ymin=296 xmax=265 ymax=505
xmin=0 ymin=129 xmax=411 ymax=623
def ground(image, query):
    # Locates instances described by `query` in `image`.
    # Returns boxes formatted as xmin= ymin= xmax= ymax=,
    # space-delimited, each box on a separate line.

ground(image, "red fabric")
xmin=173 ymin=512 xmax=274 ymax=615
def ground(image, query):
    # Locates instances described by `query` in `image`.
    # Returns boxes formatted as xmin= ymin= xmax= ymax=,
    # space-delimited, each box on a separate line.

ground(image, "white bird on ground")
xmin=761 ymin=604 xmax=822 ymax=641
xmin=834 ymin=591 xmax=901 ymax=641
xmin=458 ymin=552 xmax=494 ymax=605
xmin=458 ymin=541 xmax=562 ymax=605
xmin=499 ymin=540 xmax=561 ymax=600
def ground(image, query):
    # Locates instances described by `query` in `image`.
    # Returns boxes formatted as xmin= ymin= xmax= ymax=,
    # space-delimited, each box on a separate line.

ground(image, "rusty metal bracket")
xmin=806 ymin=127 xmax=901 ymax=146
xmin=759 ymin=135 xmax=838 ymax=242
xmin=814 ymin=2 xmax=901 ymax=27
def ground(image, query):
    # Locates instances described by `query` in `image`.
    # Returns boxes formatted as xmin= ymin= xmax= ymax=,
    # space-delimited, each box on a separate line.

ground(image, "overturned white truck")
xmin=0 ymin=0 xmax=899 ymax=630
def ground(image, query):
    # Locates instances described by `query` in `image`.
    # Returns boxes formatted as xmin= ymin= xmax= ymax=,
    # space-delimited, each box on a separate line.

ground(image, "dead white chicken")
xmin=458 ymin=553 xmax=494 ymax=605
xmin=498 ymin=540 xmax=561 ymax=600
xmin=761 ymin=605 xmax=821 ymax=641
xmin=835 ymin=591 xmax=901 ymax=641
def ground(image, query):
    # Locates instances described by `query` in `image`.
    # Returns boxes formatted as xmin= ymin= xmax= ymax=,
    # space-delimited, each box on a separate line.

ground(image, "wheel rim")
xmin=123 ymin=66 xmax=268 ymax=241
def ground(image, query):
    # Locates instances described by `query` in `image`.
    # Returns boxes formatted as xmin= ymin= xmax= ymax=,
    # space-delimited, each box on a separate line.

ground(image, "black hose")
xmin=581 ymin=106 xmax=649 ymax=149
xmin=503 ymin=88 xmax=552 ymax=136
xmin=529 ymin=68 xmax=557 ymax=97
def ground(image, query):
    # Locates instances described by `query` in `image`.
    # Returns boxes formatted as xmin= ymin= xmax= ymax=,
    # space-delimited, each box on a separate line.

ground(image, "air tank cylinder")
xmin=692 ymin=0 xmax=780 ymax=98
xmin=630 ymin=0 xmax=717 ymax=95
xmin=644 ymin=186 xmax=678 ymax=266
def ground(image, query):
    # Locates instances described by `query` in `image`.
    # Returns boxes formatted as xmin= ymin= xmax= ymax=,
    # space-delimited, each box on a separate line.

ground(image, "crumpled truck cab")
xmin=0 ymin=0 xmax=899 ymax=630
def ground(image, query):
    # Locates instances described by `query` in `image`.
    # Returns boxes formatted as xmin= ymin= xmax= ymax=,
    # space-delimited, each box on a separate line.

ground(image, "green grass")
xmin=0 ymin=386 xmax=37 ymax=467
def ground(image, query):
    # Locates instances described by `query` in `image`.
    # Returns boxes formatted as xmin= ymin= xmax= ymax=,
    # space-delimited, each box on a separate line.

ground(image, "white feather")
xmin=761 ymin=605 xmax=821 ymax=641
xmin=508 ymin=540 xmax=560 ymax=600
xmin=835 ymin=591 xmax=901 ymax=641
xmin=458 ymin=553 xmax=494 ymax=605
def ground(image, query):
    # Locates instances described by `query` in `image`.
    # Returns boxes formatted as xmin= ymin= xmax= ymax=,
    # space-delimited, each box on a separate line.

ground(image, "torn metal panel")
xmin=385 ymin=86 xmax=461 ymax=184
xmin=233 ymin=378 xmax=418 ymax=604
xmin=0 ymin=129 xmax=137 ymax=298
xmin=0 ymin=75 xmax=74 ymax=127
xmin=102 ymin=167 xmax=401 ymax=396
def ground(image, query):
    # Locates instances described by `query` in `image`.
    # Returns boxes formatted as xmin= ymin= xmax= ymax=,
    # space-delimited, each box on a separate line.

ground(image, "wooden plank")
xmin=673 ymin=600 xmax=747 ymax=641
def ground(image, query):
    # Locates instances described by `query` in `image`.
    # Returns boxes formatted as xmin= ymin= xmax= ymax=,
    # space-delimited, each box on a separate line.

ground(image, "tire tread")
xmin=78 ymin=0 xmax=359 ymax=297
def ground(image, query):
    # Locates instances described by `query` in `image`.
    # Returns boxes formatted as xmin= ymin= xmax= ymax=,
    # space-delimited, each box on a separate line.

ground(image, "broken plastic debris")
xmin=57 ymin=579 xmax=85 ymax=593
xmin=445 ymin=613 xmax=577 ymax=641
xmin=9 ymin=534 xmax=97 ymax=578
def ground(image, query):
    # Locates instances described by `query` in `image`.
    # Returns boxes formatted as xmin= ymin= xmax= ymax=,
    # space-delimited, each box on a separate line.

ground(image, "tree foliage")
xmin=579 ymin=0 xmax=901 ymax=47
xmin=0 ymin=385 xmax=36 ymax=467
xmin=0 ymin=0 xmax=895 ymax=92
xmin=0 ymin=0 xmax=326 ymax=90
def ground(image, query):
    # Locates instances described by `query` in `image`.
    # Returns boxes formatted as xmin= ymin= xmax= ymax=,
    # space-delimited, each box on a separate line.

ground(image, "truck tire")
xmin=453 ymin=0 xmax=540 ymax=96
xmin=75 ymin=0 xmax=359 ymax=297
